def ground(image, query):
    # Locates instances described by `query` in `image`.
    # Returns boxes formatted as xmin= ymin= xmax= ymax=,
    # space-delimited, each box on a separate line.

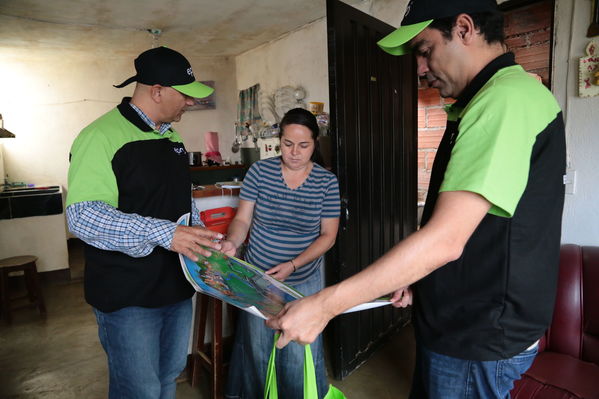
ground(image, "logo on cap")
xmin=187 ymin=68 xmax=194 ymax=77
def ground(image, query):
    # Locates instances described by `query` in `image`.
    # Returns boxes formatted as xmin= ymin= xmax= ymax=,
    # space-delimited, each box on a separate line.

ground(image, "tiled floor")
xmin=0 ymin=241 xmax=415 ymax=398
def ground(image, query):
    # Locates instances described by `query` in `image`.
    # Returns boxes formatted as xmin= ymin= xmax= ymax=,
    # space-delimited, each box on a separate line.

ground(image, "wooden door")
xmin=325 ymin=0 xmax=417 ymax=379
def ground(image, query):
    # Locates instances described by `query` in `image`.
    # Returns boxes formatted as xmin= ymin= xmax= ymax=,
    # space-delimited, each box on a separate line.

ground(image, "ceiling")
xmin=0 ymin=0 xmax=365 ymax=57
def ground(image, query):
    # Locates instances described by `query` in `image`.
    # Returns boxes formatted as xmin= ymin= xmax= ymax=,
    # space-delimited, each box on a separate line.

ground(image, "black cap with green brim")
xmin=377 ymin=0 xmax=499 ymax=56
xmin=114 ymin=46 xmax=214 ymax=99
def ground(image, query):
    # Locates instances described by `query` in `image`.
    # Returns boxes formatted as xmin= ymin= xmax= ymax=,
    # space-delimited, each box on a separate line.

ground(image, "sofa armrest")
xmin=512 ymin=352 xmax=599 ymax=399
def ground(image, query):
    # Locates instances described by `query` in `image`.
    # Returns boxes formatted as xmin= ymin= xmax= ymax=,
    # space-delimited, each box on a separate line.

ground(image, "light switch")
xmin=563 ymin=168 xmax=576 ymax=195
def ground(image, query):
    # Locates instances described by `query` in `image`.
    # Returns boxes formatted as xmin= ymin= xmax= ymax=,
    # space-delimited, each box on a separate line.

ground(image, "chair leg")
xmin=0 ymin=271 xmax=11 ymax=324
xmin=191 ymin=294 xmax=210 ymax=388
xmin=211 ymin=298 xmax=223 ymax=399
xmin=189 ymin=295 xmax=226 ymax=398
xmin=29 ymin=263 xmax=46 ymax=318
xmin=24 ymin=268 xmax=37 ymax=303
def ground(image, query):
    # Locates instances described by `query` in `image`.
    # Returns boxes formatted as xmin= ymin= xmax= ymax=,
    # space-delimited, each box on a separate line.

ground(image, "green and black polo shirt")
xmin=415 ymin=53 xmax=566 ymax=360
xmin=67 ymin=98 xmax=194 ymax=312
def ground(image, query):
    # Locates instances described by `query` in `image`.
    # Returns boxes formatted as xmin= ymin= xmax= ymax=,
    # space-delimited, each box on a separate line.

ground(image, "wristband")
xmin=290 ymin=259 xmax=297 ymax=272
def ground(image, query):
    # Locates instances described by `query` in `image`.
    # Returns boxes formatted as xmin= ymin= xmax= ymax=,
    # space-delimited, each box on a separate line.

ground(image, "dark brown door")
xmin=325 ymin=0 xmax=417 ymax=379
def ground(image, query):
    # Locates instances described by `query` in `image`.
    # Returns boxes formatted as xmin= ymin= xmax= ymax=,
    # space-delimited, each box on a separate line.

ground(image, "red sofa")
xmin=511 ymin=244 xmax=599 ymax=399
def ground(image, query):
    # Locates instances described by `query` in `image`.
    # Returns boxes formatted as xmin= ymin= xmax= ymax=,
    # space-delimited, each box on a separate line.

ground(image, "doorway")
xmin=325 ymin=0 xmax=417 ymax=379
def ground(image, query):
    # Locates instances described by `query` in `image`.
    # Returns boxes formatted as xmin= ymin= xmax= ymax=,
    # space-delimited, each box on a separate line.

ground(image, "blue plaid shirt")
xmin=129 ymin=102 xmax=173 ymax=135
xmin=66 ymin=103 xmax=200 ymax=258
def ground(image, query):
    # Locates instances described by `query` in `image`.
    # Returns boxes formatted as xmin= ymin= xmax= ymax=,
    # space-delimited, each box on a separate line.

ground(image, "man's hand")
xmin=390 ymin=286 xmax=413 ymax=308
xmin=265 ymin=262 xmax=294 ymax=282
xmin=266 ymin=289 xmax=335 ymax=348
xmin=170 ymin=225 xmax=222 ymax=260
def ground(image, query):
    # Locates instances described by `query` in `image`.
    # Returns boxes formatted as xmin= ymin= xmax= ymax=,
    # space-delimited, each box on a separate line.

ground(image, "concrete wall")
xmin=0 ymin=0 xmax=407 ymax=193
xmin=233 ymin=0 xmax=407 ymax=115
xmin=553 ymin=0 xmax=599 ymax=245
xmin=0 ymin=45 xmax=238 ymax=190
xmin=173 ymin=56 xmax=239 ymax=164
xmin=235 ymin=19 xmax=330 ymax=114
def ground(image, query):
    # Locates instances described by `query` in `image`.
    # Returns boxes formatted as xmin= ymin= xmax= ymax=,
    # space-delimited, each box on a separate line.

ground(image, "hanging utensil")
xmin=231 ymin=124 xmax=241 ymax=153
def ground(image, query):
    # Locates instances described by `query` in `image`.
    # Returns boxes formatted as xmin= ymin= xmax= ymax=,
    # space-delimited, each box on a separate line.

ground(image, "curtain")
xmin=237 ymin=84 xmax=261 ymax=136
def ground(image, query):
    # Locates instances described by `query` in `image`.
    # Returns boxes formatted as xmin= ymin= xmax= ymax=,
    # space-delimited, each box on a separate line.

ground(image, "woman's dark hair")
xmin=279 ymin=107 xmax=323 ymax=164
xmin=280 ymin=108 xmax=319 ymax=140
xmin=429 ymin=11 xmax=505 ymax=46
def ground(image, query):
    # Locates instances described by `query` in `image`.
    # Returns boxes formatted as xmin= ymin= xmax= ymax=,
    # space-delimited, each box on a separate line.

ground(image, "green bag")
xmin=264 ymin=334 xmax=347 ymax=399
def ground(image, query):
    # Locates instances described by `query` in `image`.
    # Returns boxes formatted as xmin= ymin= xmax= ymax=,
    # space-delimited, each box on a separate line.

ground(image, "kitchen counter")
xmin=189 ymin=164 xmax=246 ymax=172
xmin=0 ymin=185 xmax=63 ymax=219
xmin=190 ymin=164 xmax=248 ymax=186
xmin=0 ymin=185 xmax=69 ymax=273
xmin=192 ymin=184 xmax=240 ymax=198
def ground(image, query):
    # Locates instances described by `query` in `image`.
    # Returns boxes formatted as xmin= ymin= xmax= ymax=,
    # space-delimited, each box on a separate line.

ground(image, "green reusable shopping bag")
xmin=264 ymin=334 xmax=347 ymax=399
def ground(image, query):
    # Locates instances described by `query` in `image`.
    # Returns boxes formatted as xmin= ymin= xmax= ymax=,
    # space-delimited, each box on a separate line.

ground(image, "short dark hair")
xmin=279 ymin=108 xmax=323 ymax=164
xmin=429 ymin=11 xmax=505 ymax=45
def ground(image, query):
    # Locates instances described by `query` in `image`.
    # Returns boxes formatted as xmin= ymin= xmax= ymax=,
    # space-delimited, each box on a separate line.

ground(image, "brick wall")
xmin=504 ymin=0 xmax=553 ymax=87
xmin=417 ymin=85 xmax=453 ymax=203
xmin=416 ymin=0 xmax=553 ymax=204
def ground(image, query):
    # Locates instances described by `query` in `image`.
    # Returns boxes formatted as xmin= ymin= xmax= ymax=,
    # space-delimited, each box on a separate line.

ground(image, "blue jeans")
xmin=93 ymin=298 xmax=193 ymax=399
xmin=225 ymin=268 xmax=328 ymax=399
xmin=409 ymin=343 xmax=538 ymax=399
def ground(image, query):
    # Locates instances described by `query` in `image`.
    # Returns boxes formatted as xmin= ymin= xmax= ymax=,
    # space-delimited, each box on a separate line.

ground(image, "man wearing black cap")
xmin=268 ymin=1 xmax=566 ymax=397
xmin=66 ymin=47 xmax=223 ymax=398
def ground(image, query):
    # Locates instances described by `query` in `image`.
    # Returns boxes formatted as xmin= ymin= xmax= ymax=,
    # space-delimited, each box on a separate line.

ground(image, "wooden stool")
xmin=190 ymin=294 xmax=231 ymax=399
xmin=0 ymin=255 xmax=47 ymax=324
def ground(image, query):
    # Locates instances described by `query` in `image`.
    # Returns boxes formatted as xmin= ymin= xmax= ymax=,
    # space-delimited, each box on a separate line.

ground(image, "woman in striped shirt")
xmin=223 ymin=108 xmax=341 ymax=399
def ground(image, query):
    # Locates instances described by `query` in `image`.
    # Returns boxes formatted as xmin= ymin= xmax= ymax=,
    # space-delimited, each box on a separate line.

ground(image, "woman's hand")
xmin=265 ymin=262 xmax=295 ymax=281
xmin=390 ymin=286 xmax=413 ymax=308
xmin=220 ymin=239 xmax=238 ymax=257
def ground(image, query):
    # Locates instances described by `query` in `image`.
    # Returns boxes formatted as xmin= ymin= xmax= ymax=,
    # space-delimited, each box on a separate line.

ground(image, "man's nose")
xmin=185 ymin=97 xmax=195 ymax=106
xmin=416 ymin=57 xmax=429 ymax=77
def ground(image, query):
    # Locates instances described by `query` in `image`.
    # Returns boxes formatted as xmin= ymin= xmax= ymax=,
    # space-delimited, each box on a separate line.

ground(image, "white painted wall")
xmin=553 ymin=0 xmax=599 ymax=245
xmin=0 ymin=33 xmax=238 ymax=263
xmin=235 ymin=19 xmax=330 ymax=113
xmin=233 ymin=1 xmax=408 ymax=116
xmin=0 ymin=48 xmax=238 ymax=190
xmin=0 ymin=211 xmax=69 ymax=272
xmin=351 ymin=0 xmax=406 ymax=27
xmin=0 ymin=0 xmax=406 ymax=193
xmin=171 ymin=55 xmax=240 ymax=164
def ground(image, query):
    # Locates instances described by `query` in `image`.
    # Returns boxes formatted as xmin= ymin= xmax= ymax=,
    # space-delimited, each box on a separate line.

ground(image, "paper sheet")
xmin=178 ymin=213 xmax=394 ymax=319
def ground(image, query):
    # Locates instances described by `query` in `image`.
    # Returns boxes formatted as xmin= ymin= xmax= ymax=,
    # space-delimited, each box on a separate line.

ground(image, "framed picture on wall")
xmin=186 ymin=80 xmax=216 ymax=110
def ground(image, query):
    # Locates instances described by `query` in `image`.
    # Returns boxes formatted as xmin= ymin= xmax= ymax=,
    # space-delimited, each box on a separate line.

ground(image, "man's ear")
xmin=150 ymin=85 xmax=163 ymax=103
xmin=454 ymin=13 xmax=476 ymax=44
